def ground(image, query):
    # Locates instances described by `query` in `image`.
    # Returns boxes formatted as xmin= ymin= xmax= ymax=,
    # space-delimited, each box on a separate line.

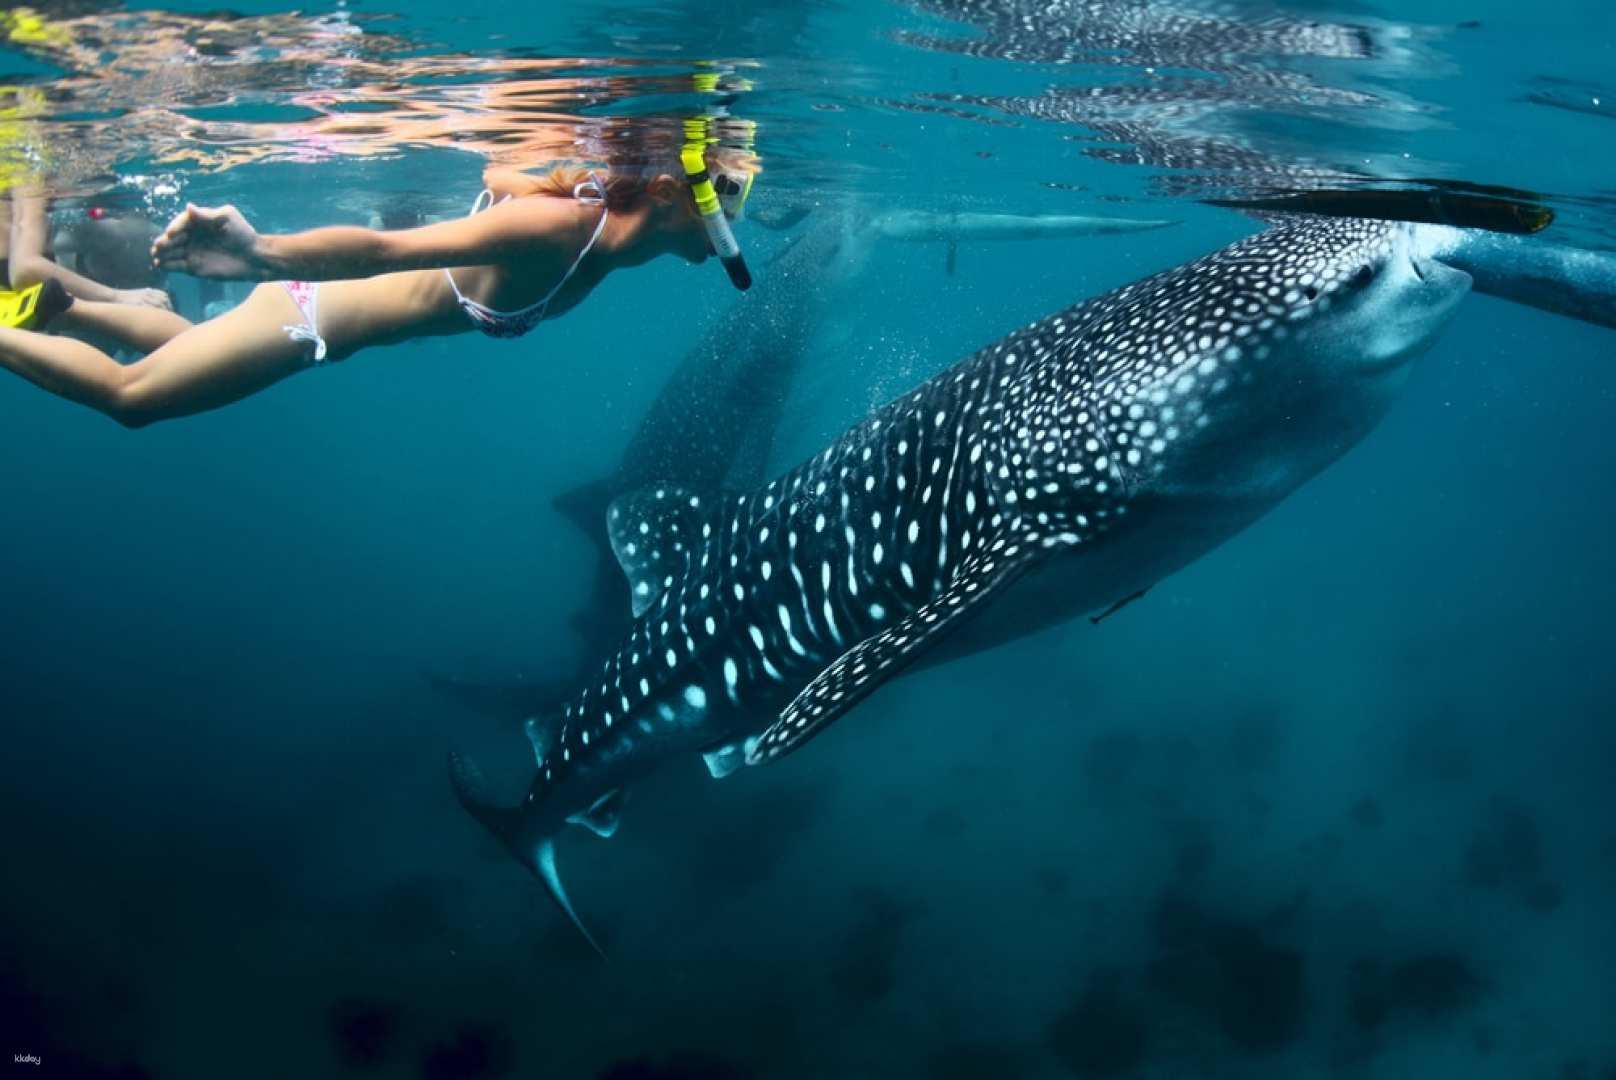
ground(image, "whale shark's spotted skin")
xmin=541 ymin=217 xmax=1396 ymax=771
xmin=451 ymin=215 xmax=1470 ymax=948
xmin=432 ymin=206 xmax=1174 ymax=724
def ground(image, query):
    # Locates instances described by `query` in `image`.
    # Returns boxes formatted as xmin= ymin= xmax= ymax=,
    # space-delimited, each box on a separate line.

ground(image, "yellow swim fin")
xmin=0 ymin=283 xmax=44 ymax=328
xmin=0 ymin=280 xmax=70 ymax=330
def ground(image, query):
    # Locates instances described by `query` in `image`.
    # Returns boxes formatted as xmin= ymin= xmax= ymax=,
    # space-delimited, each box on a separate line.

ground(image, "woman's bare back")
xmin=291 ymin=197 xmax=606 ymax=358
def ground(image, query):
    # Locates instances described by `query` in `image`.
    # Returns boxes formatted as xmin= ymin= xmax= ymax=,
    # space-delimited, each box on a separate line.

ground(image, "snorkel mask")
xmin=681 ymin=118 xmax=753 ymax=291
xmin=713 ymin=170 xmax=754 ymax=222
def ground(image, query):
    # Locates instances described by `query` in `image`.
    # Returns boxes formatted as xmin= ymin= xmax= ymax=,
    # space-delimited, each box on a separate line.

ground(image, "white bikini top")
xmin=443 ymin=174 xmax=608 ymax=339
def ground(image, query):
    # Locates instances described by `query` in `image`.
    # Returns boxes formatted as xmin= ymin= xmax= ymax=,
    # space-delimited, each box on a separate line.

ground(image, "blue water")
xmin=2 ymin=1 xmax=1613 ymax=1078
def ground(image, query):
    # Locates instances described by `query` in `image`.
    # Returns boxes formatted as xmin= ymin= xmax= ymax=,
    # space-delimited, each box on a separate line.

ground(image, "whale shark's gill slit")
xmin=791 ymin=558 xmax=823 ymax=644
xmin=1083 ymin=383 xmax=1135 ymax=499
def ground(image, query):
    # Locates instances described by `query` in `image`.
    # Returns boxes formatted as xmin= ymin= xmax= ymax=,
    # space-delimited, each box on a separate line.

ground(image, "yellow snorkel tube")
xmin=681 ymin=118 xmax=752 ymax=292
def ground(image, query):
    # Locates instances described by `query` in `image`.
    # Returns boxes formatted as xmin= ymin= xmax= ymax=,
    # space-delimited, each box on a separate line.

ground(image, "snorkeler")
xmin=0 ymin=188 xmax=189 ymax=350
xmin=6 ymin=190 xmax=173 ymax=308
xmin=0 ymin=140 xmax=756 ymax=428
xmin=0 ymin=72 xmax=176 ymax=329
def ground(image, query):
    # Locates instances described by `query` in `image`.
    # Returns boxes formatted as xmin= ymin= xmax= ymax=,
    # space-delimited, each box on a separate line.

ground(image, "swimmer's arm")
xmin=10 ymin=246 xmax=128 ymax=302
xmin=153 ymin=200 xmax=570 ymax=281
xmin=9 ymin=190 xmax=127 ymax=302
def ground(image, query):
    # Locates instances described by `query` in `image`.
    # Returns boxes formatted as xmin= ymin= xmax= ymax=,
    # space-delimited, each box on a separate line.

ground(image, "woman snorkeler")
xmin=0 ymin=148 xmax=756 ymax=428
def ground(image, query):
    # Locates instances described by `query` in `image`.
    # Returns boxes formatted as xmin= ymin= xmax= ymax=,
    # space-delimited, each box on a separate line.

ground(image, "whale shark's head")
xmin=1263 ymin=216 xmax=1472 ymax=374
xmin=1075 ymin=215 xmax=1470 ymax=504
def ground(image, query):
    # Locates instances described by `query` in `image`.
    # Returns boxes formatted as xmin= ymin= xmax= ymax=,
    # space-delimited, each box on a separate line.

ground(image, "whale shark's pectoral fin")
xmin=607 ymin=485 xmax=713 ymax=617
xmin=566 ymin=788 xmax=626 ymax=838
xmin=702 ymin=736 xmax=760 ymax=779
xmin=748 ymin=538 xmax=1046 ymax=764
xmin=447 ymin=750 xmax=605 ymax=958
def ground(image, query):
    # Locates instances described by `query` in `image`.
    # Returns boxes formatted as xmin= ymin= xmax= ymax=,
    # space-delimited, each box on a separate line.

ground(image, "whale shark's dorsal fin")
xmin=552 ymin=475 xmax=616 ymax=544
xmin=748 ymin=538 xmax=1052 ymax=765
xmin=523 ymin=715 xmax=556 ymax=762
xmin=566 ymin=788 xmax=626 ymax=838
xmin=607 ymin=485 xmax=712 ymax=617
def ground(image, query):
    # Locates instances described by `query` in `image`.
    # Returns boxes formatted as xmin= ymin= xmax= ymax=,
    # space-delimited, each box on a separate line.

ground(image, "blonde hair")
xmin=520 ymin=147 xmax=760 ymax=211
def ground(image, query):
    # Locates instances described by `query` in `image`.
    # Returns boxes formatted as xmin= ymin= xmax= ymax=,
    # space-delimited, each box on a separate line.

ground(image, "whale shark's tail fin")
xmin=447 ymin=749 xmax=606 ymax=958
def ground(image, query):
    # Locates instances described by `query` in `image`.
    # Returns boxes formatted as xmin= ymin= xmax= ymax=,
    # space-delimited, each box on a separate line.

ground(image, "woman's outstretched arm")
xmin=151 ymin=197 xmax=575 ymax=282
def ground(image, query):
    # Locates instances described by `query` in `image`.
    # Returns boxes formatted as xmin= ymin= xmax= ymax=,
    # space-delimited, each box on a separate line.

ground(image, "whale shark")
xmin=449 ymin=214 xmax=1473 ymax=950
xmin=1428 ymin=228 xmax=1616 ymax=332
xmin=430 ymin=203 xmax=1176 ymax=722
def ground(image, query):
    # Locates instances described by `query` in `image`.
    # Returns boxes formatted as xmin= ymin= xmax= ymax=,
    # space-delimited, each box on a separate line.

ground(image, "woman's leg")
xmin=55 ymin=297 xmax=194 ymax=353
xmin=0 ymin=284 xmax=316 ymax=427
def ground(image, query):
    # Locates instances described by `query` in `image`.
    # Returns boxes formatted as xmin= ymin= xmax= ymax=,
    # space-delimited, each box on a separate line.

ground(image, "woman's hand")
xmin=151 ymin=203 xmax=269 ymax=280
xmin=112 ymin=287 xmax=175 ymax=311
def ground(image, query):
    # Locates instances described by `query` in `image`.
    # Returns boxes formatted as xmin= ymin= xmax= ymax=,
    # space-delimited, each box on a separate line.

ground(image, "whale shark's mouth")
xmin=1354 ymin=255 xmax=1471 ymax=375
